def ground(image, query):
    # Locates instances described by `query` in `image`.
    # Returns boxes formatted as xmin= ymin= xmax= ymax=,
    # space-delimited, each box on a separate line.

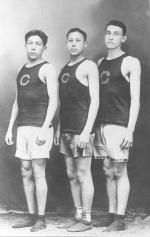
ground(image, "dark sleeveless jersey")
xmin=58 ymin=58 xmax=91 ymax=134
xmin=95 ymin=54 xmax=130 ymax=127
xmin=17 ymin=61 xmax=49 ymax=127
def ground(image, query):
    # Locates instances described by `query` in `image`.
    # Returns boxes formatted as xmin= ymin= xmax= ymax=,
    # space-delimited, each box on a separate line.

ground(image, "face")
xmin=105 ymin=25 xmax=126 ymax=49
xmin=66 ymin=31 xmax=87 ymax=56
xmin=25 ymin=35 xmax=46 ymax=61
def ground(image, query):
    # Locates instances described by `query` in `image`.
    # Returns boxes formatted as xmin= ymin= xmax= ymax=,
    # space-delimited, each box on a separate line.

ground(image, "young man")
xmin=5 ymin=30 xmax=57 ymax=232
xmin=54 ymin=28 xmax=99 ymax=232
xmin=94 ymin=20 xmax=141 ymax=231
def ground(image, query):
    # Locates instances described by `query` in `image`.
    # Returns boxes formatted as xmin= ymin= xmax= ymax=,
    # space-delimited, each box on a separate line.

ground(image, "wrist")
xmin=126 ymin=127 xmax=134 ymax=134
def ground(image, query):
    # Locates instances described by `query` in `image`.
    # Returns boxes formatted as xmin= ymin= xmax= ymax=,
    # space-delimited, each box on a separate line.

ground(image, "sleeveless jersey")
xmin=58 ymin=58 xmax=90 ymax=134
xmin=95 ymin=54 xmax=130 ymax=127
xmin=17 ymin=61 xmax=49 ymax=127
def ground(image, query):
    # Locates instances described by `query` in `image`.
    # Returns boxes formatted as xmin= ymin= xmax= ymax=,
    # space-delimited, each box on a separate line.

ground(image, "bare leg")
xmin=32 ymin=159 xmax=47 ymax=216
xmin=104 ymin=162 xmax=130 ymax=232
xmin=114 ymin=162 xmax=130 ymax=215
xmin=76 ymin=157 xmax=94 ymax=214
xmin=103 ymin=158 xmax=117 ymax=214
xmin=21 ymin=160 xmax=37 ymax=214
xmin=64 ymin=156 xmax=82 ymax=211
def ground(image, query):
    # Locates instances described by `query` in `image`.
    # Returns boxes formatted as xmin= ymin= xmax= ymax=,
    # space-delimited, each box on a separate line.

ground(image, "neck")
xmin=107 ymin=48 xmax=125 ymax=60
xmin=26 ymin=58 xmax=44 ymax=67
xmin=69 ymin=55 xmax=85 ymax=65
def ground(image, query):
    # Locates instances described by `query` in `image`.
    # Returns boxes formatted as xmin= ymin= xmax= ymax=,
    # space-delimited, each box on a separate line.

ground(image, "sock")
xmin=29 ymin=213 xmax=37 ymax=220
xmin=37 ymin=215 xmax=45 ymax=222
xmin=82 ymin=210 xmax=91 ymax=223
xmin=108 ymin=213 xmax=115 ymax=222
xmin=75 ymin=207 xmax=83 ymax=219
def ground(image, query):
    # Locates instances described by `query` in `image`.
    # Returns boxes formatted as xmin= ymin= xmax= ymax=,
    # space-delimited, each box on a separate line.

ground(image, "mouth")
xmin=29 ymin=52 xmax=37 ymax=56
xmin=70 ymin=49 xmax=77 ymax=52
xmin=107 ymin=42 xmax=114 ymax=44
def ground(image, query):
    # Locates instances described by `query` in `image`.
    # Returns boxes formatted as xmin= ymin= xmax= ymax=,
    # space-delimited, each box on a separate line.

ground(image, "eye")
xmin=36 ymin=42 xmax=42 ymax=46
xmin=106 ymin=31 xmax=111 ymax=35
xmin=114 ymin=32 xmax=120 ymax=36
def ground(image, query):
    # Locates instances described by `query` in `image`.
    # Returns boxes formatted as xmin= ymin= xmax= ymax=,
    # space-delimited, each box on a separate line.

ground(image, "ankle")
xmin=115 ymin=214 xmax=125 ymax=221
xmin=37 ymin=215 xmax=46 ymax=221
xmin=82 ymin=210 xmax=91 ymax=223
xmin=75 ymin=207 xmax=83 ymax=219
xmin=108 ymin=213 xmax=115 ymax=222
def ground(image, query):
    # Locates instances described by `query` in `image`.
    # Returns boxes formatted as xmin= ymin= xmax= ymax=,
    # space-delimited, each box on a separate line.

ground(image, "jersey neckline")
xmin=105 ymin=53 xmax=126 ymax=61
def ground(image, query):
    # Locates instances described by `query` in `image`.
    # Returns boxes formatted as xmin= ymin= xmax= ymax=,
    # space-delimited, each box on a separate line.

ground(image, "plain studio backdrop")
xmin=0 ymin=0 xmax=149 ymax=212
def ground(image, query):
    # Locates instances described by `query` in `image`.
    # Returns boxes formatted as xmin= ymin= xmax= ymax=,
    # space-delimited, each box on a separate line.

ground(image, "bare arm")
xmin=42 ymin=63 xmax=58 ymax=128
xmin=36 ymin=63 xmax=58 ymax=144
xmin=5 ymin=91 xmax=18 ymax=145
xmin=121 ymin=57 xmax=141 ymax=149
xmin=79 ymin=61 xmax=99 ymax=148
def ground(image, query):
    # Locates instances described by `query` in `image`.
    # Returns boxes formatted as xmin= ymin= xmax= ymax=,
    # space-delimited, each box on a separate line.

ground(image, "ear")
xmin=84 ymin=40 xmax=88 ymax=48
xmin=44 ymin=46 xmax=47 ymax=50
xmin=122 ymin=35 xmax=127 ymax=43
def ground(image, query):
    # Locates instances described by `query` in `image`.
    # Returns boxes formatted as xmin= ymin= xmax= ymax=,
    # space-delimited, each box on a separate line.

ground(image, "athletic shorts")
xmin=93 ymin=124 xmax=129 ymax=162
xmin=60 ymin=133 xmax=94 ymax=158
xmin=15 ymin=126 xmax=53 ymax=160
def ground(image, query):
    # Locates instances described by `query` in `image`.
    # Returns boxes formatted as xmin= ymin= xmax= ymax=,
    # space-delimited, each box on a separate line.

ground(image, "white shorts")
xmin=15 ymin=126 xmax=54 ymax=160
xmin=94 ymin=124 xmax=129 ymax=162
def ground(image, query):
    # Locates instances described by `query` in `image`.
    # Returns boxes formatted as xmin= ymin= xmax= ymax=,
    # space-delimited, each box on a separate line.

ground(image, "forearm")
xmin=127 ymin=98 xmax=140 ymax=133
xmin=7 ymin=103 xmax=18 ymax=131
xmin=42 ymin=99 xmax=57 ymax=128
xmin=82 ymin=98 xmax=99 ymax=134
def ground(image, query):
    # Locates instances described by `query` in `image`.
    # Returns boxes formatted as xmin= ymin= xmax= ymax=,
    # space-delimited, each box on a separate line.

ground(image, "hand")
xmin=77 ymin=131 xmax=90 ymax=149
xmin=5 ymin=130 xmax=14 ymax=145
xmin=120 ymin=129 xmax=133 ymax=150
xmin=35 ymin=127 xmax=47 ymax=146
xmin=54 ymin=129 xmax=60 ymax=146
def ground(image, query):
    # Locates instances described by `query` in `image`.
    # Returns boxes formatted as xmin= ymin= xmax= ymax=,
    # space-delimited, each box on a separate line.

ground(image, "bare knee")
xmin=77 ymin=168 xmax=90 ymax=183
xmin=21 ymin=161 xmax=32 ymax=179
xmin=32 ymin=159 xmax=47 ymax=181
xmin=67 ymin=169 xmax=77 ymax=181
xmin=103 ymin=165 xmax=114 ymax=180
xmin=114 ymin=163 xmax=127 ymax=179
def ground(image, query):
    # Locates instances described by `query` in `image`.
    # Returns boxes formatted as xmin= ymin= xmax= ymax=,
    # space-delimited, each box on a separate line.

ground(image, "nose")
xmin=71 ymin=40 xmax=76 ymax=46
xmin=109 ymin=34 xmax=113 ymax=40
xmin=31 ymin=43 xmax=36 ymax=50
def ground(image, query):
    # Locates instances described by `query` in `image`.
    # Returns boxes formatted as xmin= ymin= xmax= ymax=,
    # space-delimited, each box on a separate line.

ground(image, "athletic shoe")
xmin=67 ymin=218 xmax=92 ymax=232
xmin=57 ymin=218 xmax=78 ymax=229
xmin=103 ymin=218 xmax=125 ymax=232
xmin=30 ymin=219 xmax=46 ymax=232
xmin=12 ymin=215 xmax=36 ymax=228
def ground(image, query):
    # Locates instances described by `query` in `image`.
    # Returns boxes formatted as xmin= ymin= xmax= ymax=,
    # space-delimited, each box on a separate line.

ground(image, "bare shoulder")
xmin=83 ymin=59 xmax=98 ymax=70
xmin=39 ymin=62 xmax=57 ymax=83
xmin=123 ymin=56 xmax=141 ymax=68
xmin=97 ymin=57 xmax=105 ymax=66
xmin=40 ymin=62 xmax=56 ymax=74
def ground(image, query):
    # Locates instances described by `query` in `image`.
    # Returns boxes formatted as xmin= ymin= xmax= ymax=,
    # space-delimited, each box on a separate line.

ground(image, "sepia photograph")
xmin=0 ymin=0 xmax=149 ymax=236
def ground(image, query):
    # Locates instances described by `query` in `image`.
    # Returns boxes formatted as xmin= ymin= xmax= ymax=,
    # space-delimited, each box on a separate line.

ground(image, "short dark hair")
xmin=105 ymin=20 xmax=127 ymax=36
xmin=66 ymin=28 xmax=87 ymax=41
xmin=25 ymin=30 xmax=48 ymax=46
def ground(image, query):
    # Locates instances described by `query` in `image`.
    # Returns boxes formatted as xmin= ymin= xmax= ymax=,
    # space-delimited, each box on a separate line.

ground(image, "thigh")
xmin=75 ymin=156 xmax=92 ymax=173
xmin=32 ymin=159 xmax=47 ymax=174
xmin=103 ymin=157 xmax=113 ymax=169
xmin=64 ymin=155 xmax=76 ymax=173
xmin=15 ymin=127 xmax=30 ymax=160
xmin=93 ymin=125 xmax=109 ymax=159
xmin=113 ymin=161 xmax=128 ymax=175
xmin=104 ymin=125 xmax=129 ymax=161
xmin=31 ymin=127 xmax=54 ymax=159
